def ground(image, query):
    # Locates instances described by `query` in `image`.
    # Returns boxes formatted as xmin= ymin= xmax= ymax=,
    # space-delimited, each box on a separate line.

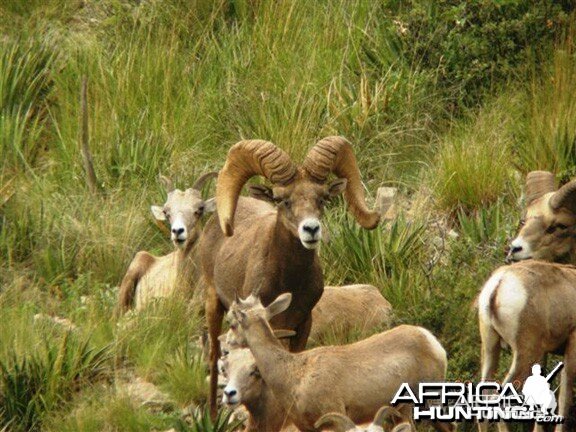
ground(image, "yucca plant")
xmin=173 ymin=406 xmax=242 ymax=432
xmin=0 ymin=331 xmax=110 ymax=431
xmin=160 ymin=345 xmax=208 ymax=407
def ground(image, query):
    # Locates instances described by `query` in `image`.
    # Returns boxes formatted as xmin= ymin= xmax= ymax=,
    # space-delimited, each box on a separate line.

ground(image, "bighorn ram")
xmin=229 ymin=292 xmax=452 ymax=432
xmin=200 ymin=137 xmax=382 ymax=415
xmin=507 ymin=171 xmax=576 ymax=263
xmin=315 ymin=405 xmax=413 ymax=432
xmin=220 ymin=284 xmax=392 ymax=351
xmin=478 ymin=260 xmax=576 ymax=432
xmin=118 ymin=172 xmax=217 ymax=312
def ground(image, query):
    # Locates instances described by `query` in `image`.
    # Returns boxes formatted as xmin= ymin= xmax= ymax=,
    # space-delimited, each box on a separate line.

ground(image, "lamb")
xmin=219 ymin=351 xmax=408 ymax=432
xmin=229 ymin=292 xmax=452 ymax=432
xmin=221 ymin=284 xmax=392 ymax=351
xmin=478 ymin=260 xmax=576 ymax=432
xmin=200 ymin=137 xmax=383 ymax=415
xmin=507 ymin=171 xmax=576 ymax=263
xmin=315 ymin=405 xmax=413 ymax=432
xmin=117 ymin=172 xmax=217 ymax=312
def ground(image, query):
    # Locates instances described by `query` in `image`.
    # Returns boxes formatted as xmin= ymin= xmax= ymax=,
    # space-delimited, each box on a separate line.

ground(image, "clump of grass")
xmin=431 ymin=100 xmax=515 ymax=215
xmin=0 ymin=331 xmax=109 ymax=431
xmin=513 ymin=41 xmax=576 ymax=179
xmin=159 ymin=345 xmax=208 ymax=407
xmin=117 ymin=297 xmax=203 ymax=381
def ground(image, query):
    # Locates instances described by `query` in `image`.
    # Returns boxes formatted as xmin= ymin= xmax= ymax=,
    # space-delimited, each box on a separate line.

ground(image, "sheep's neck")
xmin=272 ymin=215 xmax=316 ymax=266
xmin=244 ymin=386 xmax=287 ymax=432
xmin=245 ymin=317 xmax=299 ymax=403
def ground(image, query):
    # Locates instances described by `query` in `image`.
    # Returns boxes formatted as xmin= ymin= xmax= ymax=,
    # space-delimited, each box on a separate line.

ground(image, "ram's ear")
xmin=248 ymin=184 xmax=274 ymax=203
xmin=204 ymin=198 xmax=216 ymax=213
xmin=151 ymin=205 xmax=166 ymax=221
xmin=265 ymin=293 xmax=292 ymax=319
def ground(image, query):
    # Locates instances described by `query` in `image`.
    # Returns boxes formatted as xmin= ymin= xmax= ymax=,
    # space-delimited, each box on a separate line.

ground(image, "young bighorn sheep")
xmin=220 ymin=351 xmax=408 ymax=432
xmin=315 ymin=405 xmax=413 ymax=432
xmin=200 ymin=137 xmax=382 ymax=415
xmin=478 ymin=260 xmax=576 ymax=432
xmin=507 ymin=171 xmax=576 ymax=263
xmin=117 ymin=172 xmax=217 ymax=312
xmin=230 ymin=292 xmax=452 ymax=432
xmin=220 ymin=284 xmax=392 ymax=351
xmin=220 ymin=347 xmax=292 ymax=432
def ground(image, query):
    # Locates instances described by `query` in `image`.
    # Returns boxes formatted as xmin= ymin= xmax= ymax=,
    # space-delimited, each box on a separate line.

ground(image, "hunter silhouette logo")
xmin=521 ymin=363 xmax=560 ymax=415
xmin=391 ymin=362 xmax=564 ymax=424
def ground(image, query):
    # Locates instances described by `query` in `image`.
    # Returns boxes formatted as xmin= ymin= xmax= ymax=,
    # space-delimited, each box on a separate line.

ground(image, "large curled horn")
xmin=549 ymin=180 xmax=576 ymax=213
xmin=159 ymin=174 xmax=174 ymax=193
xmin=372 ymin=405 xmax=404 ymax=427
xmin=302 ymin=136 xmax=380 ymax=229
xmin=193 ymin=171 xmax=219 ymax=191
xmin=216 ymin=140 xmax=297 ymax=236
xmin=525 ymin=171 xmax=555 ymax=206
xmin=314 ymin=412 xmax=357 ymax=432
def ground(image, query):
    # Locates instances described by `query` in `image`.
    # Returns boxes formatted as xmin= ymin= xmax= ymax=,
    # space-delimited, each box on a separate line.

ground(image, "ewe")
xmin=229 ymin=292 xmax=452 ymax=432
xmin=118 ymin=172 xmax=217 ymax=312
xmin=200 ymin=136 xmax=384 ymax=415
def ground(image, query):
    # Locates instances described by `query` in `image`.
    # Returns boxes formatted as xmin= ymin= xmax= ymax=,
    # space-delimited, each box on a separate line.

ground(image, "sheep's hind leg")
xmin=478 ymin=319 xmax=502 ymax=432
xmin=206 ymin=285 xmax=224 ymax=420
xmin=555 ymin=331 xmax=576 ymax=432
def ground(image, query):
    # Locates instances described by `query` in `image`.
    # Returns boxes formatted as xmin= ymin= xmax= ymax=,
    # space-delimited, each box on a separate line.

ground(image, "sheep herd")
xmin=118 ymin=138 xmax=576 ymax=432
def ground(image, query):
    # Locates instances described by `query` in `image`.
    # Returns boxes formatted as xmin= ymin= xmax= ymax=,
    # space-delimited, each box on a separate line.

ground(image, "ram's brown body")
xmin=200 ymin=196 xmax=324 ymax=345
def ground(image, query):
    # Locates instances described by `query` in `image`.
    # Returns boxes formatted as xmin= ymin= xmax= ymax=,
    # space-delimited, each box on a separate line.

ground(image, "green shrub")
xmin=379 ymin=0 xmax=572 ymax=107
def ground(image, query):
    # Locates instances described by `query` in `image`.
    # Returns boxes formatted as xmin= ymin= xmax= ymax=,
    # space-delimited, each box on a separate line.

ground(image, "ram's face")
xmin=249 ymin=178 xmax=346 ymax=250
xmin=151 ymin=189 xmax=215 ymax=247
xmin=508 ymin=193 xmax=576 ymax=263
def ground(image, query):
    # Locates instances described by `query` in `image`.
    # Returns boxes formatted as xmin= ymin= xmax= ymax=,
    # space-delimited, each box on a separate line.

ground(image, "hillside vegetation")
xmin=1 ymin=1 xmax=575 ymax=430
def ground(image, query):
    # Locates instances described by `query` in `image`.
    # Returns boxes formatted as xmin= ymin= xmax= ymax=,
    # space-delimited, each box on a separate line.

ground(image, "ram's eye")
xmin=557 ymin=223 xmax=568 ymax=230
xmin=546 ymin=225 xmax=557 ymax=234
xmin=518 ymin=219 xmax=526 ymax=227
xmin=195 ymin=205 xmax=204 ymax=216
xmin=250 ymin=368 xmax=261 ymax=378
xmin=282 ymin=199 xmax=292 ymax=209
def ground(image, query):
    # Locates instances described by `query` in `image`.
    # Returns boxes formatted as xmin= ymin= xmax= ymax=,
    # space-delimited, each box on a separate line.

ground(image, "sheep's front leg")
xmin=206 ymin=286 xmax=224 ymax=419
xmin=290 ymin=314 xmax=312 ymax=352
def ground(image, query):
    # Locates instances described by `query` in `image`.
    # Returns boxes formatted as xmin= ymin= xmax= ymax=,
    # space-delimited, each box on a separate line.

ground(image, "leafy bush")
xmin=379 ymin=0 xmax=573 ymax=106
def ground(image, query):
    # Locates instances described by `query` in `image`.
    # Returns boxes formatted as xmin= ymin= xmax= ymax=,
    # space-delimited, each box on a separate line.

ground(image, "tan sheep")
xmin=230 ymin=292 xmax=452 ymax=432
xmin=478 ymin=260 xmax=576 ymax=432
xmin=117 ymin=172 xmax=217 ymax=312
